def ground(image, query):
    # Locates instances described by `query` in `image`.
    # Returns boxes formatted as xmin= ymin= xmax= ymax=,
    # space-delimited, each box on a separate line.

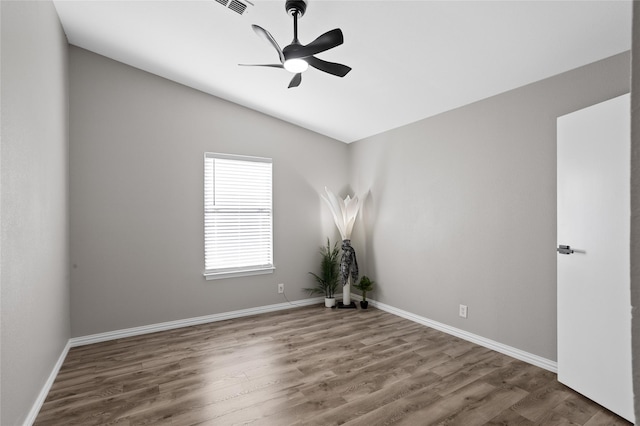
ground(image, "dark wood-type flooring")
xmin=34 ymin=305 xmax=632 ymax=425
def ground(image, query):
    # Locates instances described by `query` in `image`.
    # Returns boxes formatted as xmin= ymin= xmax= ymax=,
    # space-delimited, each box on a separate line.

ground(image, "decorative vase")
xmin=321 ymin=188 xmax=360 ymax=310
xmin=325 ymin=297 xmax=336 ymax=308
xmin=343 ymin=278 xmax=351 ymax=305
xmin=360 ymin=300 xmax=369 ymax=309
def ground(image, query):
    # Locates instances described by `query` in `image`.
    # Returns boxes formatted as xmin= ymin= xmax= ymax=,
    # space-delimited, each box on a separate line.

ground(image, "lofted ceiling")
xmin=52 ymin=0 xmax=632 ymax=143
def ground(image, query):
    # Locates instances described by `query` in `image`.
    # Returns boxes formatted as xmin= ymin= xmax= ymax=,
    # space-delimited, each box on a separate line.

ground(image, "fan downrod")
xmin=286 ymin=0 xmax=307 ymax=17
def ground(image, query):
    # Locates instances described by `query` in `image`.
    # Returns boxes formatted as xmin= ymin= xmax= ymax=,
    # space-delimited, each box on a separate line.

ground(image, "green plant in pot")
xmin=354 ymin=276 xmax=374 ymax=309
xmin=305 ymin=239 xmax=340 ymax=308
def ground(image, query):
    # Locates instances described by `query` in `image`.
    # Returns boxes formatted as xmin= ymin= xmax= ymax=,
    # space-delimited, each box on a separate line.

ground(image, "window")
xmin=204 ymin=153 xmax=273 ymax=279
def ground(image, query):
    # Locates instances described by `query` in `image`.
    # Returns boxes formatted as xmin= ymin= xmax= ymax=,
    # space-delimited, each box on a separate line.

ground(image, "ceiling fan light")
xmin=284 ymin=58 xmax=308 ymax=73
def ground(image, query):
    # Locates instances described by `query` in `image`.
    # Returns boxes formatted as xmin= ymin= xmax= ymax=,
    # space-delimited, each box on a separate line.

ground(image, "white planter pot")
xmin=325 ymin=297 xmax=336 ymax=308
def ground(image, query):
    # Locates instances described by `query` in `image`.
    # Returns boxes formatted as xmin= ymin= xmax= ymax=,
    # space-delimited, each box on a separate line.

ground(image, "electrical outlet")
xmin=459 ymin=304 xmax=468 ymax=318
xmin=278 ymin=283 xmax=284 ymax=294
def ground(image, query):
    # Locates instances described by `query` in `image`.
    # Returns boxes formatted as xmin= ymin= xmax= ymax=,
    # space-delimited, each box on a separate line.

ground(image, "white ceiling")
xmin=52 ymin=0 xmax=632 ymax=143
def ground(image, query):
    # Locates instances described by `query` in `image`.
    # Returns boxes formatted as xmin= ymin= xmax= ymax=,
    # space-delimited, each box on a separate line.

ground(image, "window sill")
xmin=204 ymin=266 xmax=275 ymax=280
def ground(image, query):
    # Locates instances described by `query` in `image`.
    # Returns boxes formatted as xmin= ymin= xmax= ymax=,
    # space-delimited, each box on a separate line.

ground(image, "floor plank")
xmin=34 ymin=305 xmax=632 ymax=426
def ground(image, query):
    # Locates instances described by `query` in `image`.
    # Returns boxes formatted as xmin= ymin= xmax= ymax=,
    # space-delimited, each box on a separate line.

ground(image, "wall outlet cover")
xmin=459 ymin=304 xmax=468 ymax=318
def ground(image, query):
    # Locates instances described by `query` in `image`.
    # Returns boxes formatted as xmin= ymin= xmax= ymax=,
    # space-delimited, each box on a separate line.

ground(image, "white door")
xmin=557 ymin=93 xmax=633 ymax=423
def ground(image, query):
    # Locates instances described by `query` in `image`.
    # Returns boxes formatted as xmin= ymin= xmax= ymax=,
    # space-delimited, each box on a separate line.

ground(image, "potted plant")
xmin=305 ymin=239 xmax=340 ymax=308
xmin=354 ymin=276 xmax=374 ymax=309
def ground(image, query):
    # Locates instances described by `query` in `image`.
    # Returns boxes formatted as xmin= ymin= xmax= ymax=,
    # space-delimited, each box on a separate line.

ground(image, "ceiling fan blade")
xmin=239 ymin=64 xmax=284 ymax=69
xmin=288 ymin=73 xmax=302 ymax=88
xmin=306 ymin=56 xmax=351 ymax=77
xmin=285 ymin=28 xmax=344 ymax=60
xmin=252 ymin=24 xmax=285 ymax=63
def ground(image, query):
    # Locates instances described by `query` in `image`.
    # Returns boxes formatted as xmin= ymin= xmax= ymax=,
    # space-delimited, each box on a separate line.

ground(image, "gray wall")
xmin=631 ymin=2 xmax=640 ymax=420
xmin=0 ymin=1 xmax=70 ymax=424
xmin=348 ymin=52 xmax=630 ymax=361
xmin=69 ymin=47 xmax=348 ymax=337
xmin=2 ymin=3 xmax=634 ymax=420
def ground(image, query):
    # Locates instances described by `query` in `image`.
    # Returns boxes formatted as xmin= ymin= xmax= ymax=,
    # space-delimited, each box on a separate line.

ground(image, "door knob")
xmin=557 ymin=245 xmax=574 ymax=255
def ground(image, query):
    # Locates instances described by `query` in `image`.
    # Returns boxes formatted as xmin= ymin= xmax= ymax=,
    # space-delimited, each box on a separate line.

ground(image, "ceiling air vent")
xmin=215 ymin=0 xmax=253 ymax=15
xmin=228 ymin=0 xmax=249 ymax=15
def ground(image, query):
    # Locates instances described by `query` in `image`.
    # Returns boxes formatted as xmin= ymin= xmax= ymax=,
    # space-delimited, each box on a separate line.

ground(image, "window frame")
xmin=203 ymin=152 xmax=274 ymax=280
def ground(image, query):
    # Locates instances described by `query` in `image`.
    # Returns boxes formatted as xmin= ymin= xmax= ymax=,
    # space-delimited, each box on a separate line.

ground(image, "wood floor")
xmin=35 ymin=305 xmax=631 ymax=426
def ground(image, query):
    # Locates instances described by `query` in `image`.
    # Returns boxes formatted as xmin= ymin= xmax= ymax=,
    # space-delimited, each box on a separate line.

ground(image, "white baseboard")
xmin=24 ymin=341 xmax=71 ymax=426
xmin=360 ymin=295 xmax=557 ymax=373
xmin=69 ymin=297 xmax=324 ymax=347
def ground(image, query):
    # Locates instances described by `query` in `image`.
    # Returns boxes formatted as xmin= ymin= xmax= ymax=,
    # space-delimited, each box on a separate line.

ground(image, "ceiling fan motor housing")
xmin=286 ymin=0 xmax=307 ymax=17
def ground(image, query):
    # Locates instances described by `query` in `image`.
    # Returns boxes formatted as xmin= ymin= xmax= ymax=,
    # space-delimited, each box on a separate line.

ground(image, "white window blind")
xmin=204 ymin=153 xmax=273 ymax=278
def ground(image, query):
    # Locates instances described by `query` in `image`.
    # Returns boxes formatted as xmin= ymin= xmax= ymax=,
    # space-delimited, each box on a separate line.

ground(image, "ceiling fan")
xmin=240 ymin=0 xmax=351 ymax=88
